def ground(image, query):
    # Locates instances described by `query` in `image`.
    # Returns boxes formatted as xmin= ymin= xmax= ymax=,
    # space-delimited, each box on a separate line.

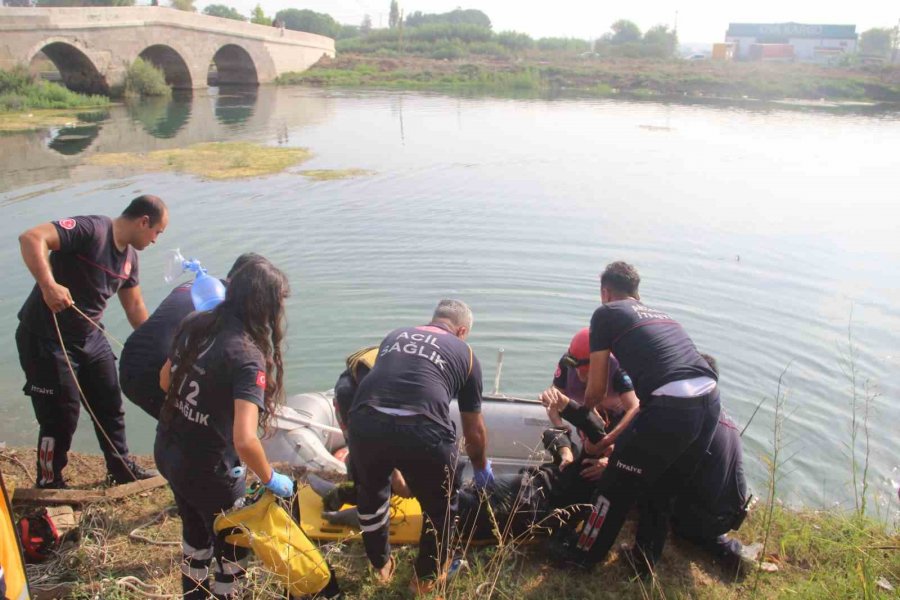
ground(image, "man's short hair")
xmin=121 ymin=195 xmax=167 ymax=226
xmin=227 ymin=252 xmax=263 ymax=279
xmin=432 ymin=299 xmax=473 ymax=329
xmin=600 ymin=261 xmax=641 ymax=299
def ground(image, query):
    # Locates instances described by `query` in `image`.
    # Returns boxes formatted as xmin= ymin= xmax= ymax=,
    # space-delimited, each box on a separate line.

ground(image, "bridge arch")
xmin=29 ymin=40 xmax=108 ymax=95
xmin=139 ymin=44 xmax=193 ymax=89
xmin=209 ymin=44 xmax=259 ymax=86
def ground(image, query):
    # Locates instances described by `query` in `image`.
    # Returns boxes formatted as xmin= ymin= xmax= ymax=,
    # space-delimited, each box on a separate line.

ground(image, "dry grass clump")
xmin=87 ymin=142 xmax=314 ymax=180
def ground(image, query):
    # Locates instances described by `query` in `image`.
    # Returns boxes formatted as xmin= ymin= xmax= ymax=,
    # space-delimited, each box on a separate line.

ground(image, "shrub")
xmin=0 ymin=66 xmax=109 ymax=111
xmin=124 ymin=58 xmax=172 ymax=98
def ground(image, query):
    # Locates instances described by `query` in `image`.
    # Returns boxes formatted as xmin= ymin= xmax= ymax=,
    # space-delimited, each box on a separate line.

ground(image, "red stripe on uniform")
xmin=76 ymin=254 xmax=129 ymax=280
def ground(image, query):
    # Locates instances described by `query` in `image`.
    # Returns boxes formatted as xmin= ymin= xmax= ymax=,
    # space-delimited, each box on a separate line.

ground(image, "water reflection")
xmin=214 ymin=86 xmax=258 ymax=126
xmin=126 ymin=94 xmax=192 ymax=139
xmin=48 ymin=124 xmax=100 ymax=155
xmin=0 ymin=86 xmax=333 ymax=192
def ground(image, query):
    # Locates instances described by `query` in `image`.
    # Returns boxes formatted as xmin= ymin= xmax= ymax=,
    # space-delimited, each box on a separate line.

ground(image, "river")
xmin=0 ymin=86 xmax=898 ymax=514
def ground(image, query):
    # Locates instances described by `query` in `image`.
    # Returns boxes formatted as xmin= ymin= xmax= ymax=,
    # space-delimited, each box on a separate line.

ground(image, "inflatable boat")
xmin=262 ymin=390 xmax=553 ymax=475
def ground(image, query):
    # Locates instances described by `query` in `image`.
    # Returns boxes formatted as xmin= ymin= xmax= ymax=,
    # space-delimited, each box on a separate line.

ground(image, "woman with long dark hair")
xmin=155 ymin=255 xmax=293 ymax=600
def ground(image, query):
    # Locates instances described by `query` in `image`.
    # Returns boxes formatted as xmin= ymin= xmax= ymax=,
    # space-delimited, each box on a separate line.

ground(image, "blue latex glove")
xmin=473 ymin=460 xmax=494 ymax=490
xmin=265 ymin=470 xmax=294 ymax=498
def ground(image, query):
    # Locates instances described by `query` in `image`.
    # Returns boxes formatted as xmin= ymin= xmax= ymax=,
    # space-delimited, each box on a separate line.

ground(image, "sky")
xmin=205 ymin=0 xmax=898 ymax=43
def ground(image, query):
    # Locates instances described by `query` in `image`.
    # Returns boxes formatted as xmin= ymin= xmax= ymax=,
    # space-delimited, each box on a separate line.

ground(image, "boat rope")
xmin=128 ymin=506 xmax=180 ymax=547
xmin=52 ymin=311 xmax=137 ymax=482
xmin=114 ymin=576 xmax=176 ymax=599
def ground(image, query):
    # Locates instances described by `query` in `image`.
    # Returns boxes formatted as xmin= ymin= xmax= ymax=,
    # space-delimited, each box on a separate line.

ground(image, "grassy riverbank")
xmin=2 ymin=447 xmax=896 ymax=599
xmin=0 ymin=68 xmax=109 ymax=131
xmin=279 ymin=54 xmax=900 ymax=104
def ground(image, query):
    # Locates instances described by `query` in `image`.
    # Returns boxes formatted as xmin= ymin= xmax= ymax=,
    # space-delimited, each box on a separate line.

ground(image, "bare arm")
xmin=600 ymin=390 xmax=639 ymax=448
xmin=460 ymin=411 xmax=488 ymax=470
xmin=118 ymin=285 xmax=149 ymax=329
xmin=583 ymin=349 xmax=611 ymax=411
xmin=19 ymin=223 xmax=72 ymax=313
xmin=233 ymin=400 xmax=273 ymax=484
xmin=159 ymin=358 xmax=172 ymax=392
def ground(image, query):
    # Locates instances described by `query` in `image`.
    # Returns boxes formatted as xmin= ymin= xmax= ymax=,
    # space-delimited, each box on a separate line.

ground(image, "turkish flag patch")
xmin=123 ymin=260 xmax=132 ymax=277
xmin=554 ymin=366 xmax=562 ymax=378
xmin=58 ymin=218 xmax=76 ymax=230
xmin=255 ymin=371 xmax=267 ymax=388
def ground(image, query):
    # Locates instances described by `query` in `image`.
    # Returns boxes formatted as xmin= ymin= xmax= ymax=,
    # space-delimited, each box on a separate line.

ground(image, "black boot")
xmin=107 ymin=459 xmax=160 ymax=485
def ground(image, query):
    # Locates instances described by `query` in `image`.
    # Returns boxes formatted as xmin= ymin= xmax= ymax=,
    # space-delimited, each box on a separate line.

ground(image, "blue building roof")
xmin=726 ymin=23 xmax=857 ymax=40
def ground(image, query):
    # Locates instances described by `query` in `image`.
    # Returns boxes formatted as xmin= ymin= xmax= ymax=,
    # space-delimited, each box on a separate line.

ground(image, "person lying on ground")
xmin=314 ymin=394 xmax=609 ymax=545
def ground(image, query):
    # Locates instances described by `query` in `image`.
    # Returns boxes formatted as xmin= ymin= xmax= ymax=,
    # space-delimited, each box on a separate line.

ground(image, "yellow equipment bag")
xmin=213 ymin=491 xmax=331 ymax=597
xmin=1 ymin=469 xmax=31 ymax=600
xmin=297 ymin=483 xmax=423 ymax=544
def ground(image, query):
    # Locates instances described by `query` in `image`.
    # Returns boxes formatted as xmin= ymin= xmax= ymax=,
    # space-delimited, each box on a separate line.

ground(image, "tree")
xmin=405 ymin=8 xmax=491 ymax=29
xmin=36 ymin=0 xmax=134 ymax=5
xmin=3 ymin=0 xmax=34 ymax=6
xmin=389 ymin=0 xmax=399 ymax=29
xmin=609 ymin=19 xmax=641 ymax=44
xmin=274 ymin=8 xmax=340 ymax=38
xmin=860 ymin=27 xmax=893 ymax=57
xmin=642 ymin=24 xmax=677 ymax=58
xmin=250 ymin=3 xmax=271 ymax=26
xmin=170 ymin=0 xmax=195 ymax=11
xmin=361 ymin=13 xmax=372 ymax=35
xmin=202 ymin=4 xmax=246 ymax=21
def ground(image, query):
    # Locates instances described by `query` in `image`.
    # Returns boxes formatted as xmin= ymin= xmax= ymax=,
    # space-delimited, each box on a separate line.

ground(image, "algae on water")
xmin=87 ymin=142 xmax=313 ymax=180
xmin=298 ymin=168 xmax=375 ymax=181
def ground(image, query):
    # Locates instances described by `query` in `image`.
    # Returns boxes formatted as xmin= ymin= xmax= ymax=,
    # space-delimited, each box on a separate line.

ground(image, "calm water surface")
xmin=1 ymin=87 xmax=898 ymax=514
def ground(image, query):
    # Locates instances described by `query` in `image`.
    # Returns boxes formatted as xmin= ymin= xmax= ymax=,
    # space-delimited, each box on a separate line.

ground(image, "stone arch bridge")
xmin=0 ymin=7 xmax=335 ymax=94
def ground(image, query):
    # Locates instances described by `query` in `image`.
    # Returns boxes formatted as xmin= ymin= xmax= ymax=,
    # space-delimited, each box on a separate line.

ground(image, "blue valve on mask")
xmin=163 ymin=249 xmax=226 ymax=311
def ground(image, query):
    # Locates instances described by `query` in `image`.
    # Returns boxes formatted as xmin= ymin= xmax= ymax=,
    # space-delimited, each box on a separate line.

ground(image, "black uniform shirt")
xmin=120 ymin=282 xmax=194 ymax=389
xmin=350 ymin=322 xmax=483 ymax=434
xmin=161 ymin=314 xmax=266 ymax=476
xmin=18 ymin=215 xmax=140 ymax=340
xmin=589 ymin=299 xmax=716 ymax=402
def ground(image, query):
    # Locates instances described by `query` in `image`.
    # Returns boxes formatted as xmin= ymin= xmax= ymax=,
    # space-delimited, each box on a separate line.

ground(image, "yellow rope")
xmin=52 ymin=311 xmax=136 ymax=482
xmin=69 ymin=304 xmax=126 ymax=350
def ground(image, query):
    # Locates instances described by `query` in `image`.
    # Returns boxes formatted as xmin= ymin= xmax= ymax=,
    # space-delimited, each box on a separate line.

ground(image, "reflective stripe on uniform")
xmin=359 ymin=509 xmax=391 ymax=532
xmin=182 ymin=540 xmax=214 ymax=561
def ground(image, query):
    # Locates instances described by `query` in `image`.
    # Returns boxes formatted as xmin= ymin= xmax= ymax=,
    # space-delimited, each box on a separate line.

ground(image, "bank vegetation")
xmin=0 ymin=67 xmax=109 ymax=113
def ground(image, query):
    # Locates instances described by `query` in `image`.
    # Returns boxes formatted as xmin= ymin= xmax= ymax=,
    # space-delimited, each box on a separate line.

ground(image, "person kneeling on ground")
xmin=667 ymin=353 xmax=757 ymax=578
xmin=155 ymin=256 xmax=297 ymax=600
xmin=119 ymin=253 xmax=262 ymax=419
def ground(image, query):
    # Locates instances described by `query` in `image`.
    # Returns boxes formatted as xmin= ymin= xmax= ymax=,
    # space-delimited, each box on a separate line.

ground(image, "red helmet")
xmin=567 ymin=328 xmax=591 ymax=375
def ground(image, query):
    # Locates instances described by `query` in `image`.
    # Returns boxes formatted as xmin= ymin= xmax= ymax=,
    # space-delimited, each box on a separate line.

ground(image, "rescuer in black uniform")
xmin=670 ymin=354 xmax=754 ymax=577
xmin=348 ymin=299 xmax=490 ymax=596
xmin=15 ymin=196 xmax=168 ymax=488
xmin=155 ymin=256 xmax=295 ymax=600
xmin=555 ymin=261 xmax=721 ymax=573
xmin=119 ymin=253 xmax=261 ymax=419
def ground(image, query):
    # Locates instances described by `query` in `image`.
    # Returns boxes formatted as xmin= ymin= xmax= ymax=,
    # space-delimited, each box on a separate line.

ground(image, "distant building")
xmin=725 ymin=23 xmax=857 ymax=61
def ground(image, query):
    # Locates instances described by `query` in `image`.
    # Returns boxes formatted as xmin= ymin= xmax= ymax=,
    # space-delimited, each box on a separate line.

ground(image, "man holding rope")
xmin=15 ymin=196 xmax=168 ymax=489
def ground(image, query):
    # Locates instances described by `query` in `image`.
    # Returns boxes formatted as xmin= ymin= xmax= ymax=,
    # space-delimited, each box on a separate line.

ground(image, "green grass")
xmin=0 ymin=67 xmax=109 ymax=112
xmin=280 ymin=55 xmax=900 ymax=104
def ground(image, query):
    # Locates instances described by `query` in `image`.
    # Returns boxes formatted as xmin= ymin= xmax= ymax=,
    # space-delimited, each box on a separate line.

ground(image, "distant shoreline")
xmin=279 ymin=54 xmax=900 ymax=108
